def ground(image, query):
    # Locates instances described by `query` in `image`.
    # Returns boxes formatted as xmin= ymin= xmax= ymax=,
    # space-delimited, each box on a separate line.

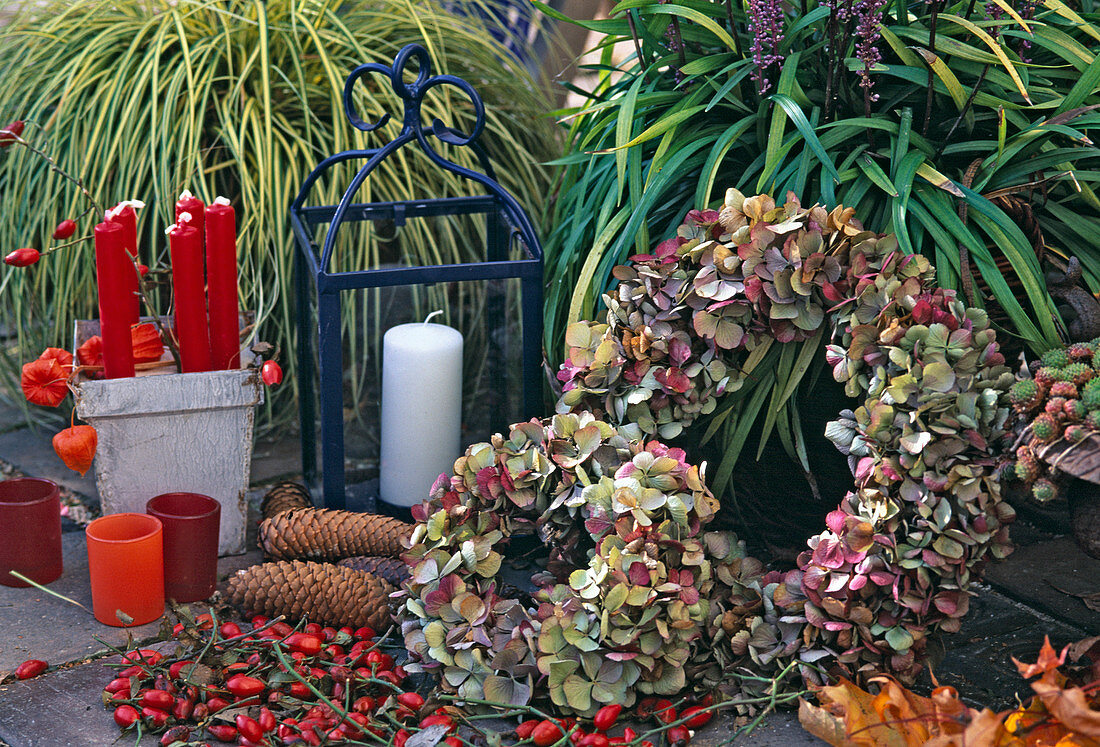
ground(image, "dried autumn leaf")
xmin=1014 ymin=636 xmax=1068 ymax=679
xmin=130 ymin=323 xmax=164 ymax=363
xmin=53 ymin=425 xmax=96 ymax=476
xmin=800 ymin=676 xmax=1014 ymax=747
xmin=801 ymin=640 xmax=1100 ymax=747
xmin=800 ymin=677 xmax=919 ymax=746
xmin=21 ymin=358 xmax=68 ymax=407
xmin=1031 ymin=677 xmax=1100 ymax=737
xmin=798 ymin=698 xmax=851 ymax=746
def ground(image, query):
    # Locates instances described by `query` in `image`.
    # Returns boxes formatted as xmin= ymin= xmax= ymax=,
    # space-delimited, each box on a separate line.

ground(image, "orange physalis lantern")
xmin=20 ymin=358 xmax=68 ymax=407
xmin=38 ymin=347 xmax=74 ymax=369
xmin=130 ymin=323 xmax=165 ymax=363
xmin=76 ymin=335 xmax=103 ymax=368
xmin=52 ymin=425 xmax=97 ymax=476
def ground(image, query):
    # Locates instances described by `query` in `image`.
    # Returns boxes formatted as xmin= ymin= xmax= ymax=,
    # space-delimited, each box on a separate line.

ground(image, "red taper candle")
xmin=106 ymin=202 xmax=141 ymax=326
xmin=168 ymin=216 xmax=212 ymax=373
xmin=205 ymin=197 xmax=240 ymax=370
xmin=93 ymin=221 xmax=135 ymax=379
xmin=175 ymin=189 xmax=205 ymax=240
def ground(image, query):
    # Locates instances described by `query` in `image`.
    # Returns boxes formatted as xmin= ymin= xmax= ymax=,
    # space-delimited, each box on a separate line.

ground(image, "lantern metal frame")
xmin=290 ymin=43 xmax=544 ymax=510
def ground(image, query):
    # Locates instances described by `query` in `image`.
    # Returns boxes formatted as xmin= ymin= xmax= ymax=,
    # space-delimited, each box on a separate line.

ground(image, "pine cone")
xmin=336 ymin=556 xmax=410 ymax=587
xmin=226 ymin=560 xmax=395 ymax=631
xmin=260 ymin=508 xmax=411 ymax=561
xmin=261 ymin=482 xmax=313 ymax=521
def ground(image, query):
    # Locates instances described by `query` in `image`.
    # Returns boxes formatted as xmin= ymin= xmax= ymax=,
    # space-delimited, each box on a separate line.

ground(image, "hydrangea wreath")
xmin=396 ymin=190 xmax=1018 ymax=717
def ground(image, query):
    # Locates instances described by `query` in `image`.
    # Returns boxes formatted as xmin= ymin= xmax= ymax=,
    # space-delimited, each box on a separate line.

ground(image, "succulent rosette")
xmin=1002 ymin=339 xmax=1100 ymax=504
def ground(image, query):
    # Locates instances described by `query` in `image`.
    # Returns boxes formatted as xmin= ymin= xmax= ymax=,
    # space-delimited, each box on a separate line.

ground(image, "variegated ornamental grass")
xmin=0 ymin=0 xmax=559 ymax=431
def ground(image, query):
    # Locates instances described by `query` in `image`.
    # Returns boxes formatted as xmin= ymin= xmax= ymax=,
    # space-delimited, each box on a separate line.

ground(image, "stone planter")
xmin=72 ymin=319 xmax=263 ymax=555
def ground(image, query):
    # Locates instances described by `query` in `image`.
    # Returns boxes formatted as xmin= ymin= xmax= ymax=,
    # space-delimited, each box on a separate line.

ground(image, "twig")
xmin=956 ymin=158 xmax=984 ymax=306
xmin=933 ymin=64 xmax=989 ymax=161
xmin=725 ymin=0 xmax=746 ymax=60
xmin=625 ymin=12 xmax=645 ymax=69
xmin=7 ymin=130 xmax=102 ymax=216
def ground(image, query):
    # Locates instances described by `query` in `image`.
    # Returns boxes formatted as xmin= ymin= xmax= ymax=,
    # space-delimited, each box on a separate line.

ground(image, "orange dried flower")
xmin=130 ymin=323 xmax=164 ymax=363
xmin=20 ymin=358 xmax=68 ymax=407
xmin=38 ymin=347 xmax=73 ymax=369
xmin=52 ymin=425 xmax=97 ymax=476
xmin=76 ymin=335 xmax=103 ymax=368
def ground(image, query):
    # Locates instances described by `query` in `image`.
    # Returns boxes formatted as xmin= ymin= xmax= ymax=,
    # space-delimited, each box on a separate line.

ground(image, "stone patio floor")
xmin=0 ymin=403 xmax=1095 ymax=745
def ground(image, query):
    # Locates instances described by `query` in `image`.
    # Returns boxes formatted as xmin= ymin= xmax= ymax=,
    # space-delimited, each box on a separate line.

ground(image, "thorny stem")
xmin=183 ymin=606 xmax=221 ymax=689
xmin=40 ymin=235 xmax=94 ymax=255
xmin=7 ymin=130 xmax=102 ymax=216
xmin=269 ymin=642 xmax=392 ymax=747
xmin=922 ymin=0 xmax=942 ymax=136
xmin=438 ymin=693 xmax=562 ymax=725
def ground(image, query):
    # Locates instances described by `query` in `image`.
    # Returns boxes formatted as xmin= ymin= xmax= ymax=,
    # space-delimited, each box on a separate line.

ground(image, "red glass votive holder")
xmin=85 ymin=513 xmax=164 ymax=626
xmin=146 ymin=492 xmax=220 ymax=603
xmin=0 ymin=478 xmax=62 ymax=588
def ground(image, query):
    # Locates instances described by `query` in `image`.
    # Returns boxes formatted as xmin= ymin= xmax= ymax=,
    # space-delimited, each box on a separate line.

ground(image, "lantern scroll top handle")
xmin=341 ymin=44 xmax=486 ymax=148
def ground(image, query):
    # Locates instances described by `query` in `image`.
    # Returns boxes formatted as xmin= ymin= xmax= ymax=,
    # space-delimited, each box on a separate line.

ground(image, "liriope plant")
xmin=539 ymin=0 xmax=1100 ymax=498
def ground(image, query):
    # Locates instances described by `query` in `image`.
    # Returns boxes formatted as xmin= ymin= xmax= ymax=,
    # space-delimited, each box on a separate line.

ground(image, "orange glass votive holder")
xmin=85 ymin=513 xmax=164 ymax=626
xmin=0 ymin=478 xmax=62 ymax=588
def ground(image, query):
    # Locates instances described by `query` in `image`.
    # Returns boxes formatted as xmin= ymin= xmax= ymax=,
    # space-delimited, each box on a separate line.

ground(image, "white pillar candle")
xmin=379 ymin=320 xmax=463 ymax=508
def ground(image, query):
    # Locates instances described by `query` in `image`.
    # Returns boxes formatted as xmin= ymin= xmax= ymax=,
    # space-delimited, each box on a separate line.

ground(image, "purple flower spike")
xmin=854 ymin=0 xmax=887 ymax=101
xmin=747 ymin=0 xmax=785 ymax=95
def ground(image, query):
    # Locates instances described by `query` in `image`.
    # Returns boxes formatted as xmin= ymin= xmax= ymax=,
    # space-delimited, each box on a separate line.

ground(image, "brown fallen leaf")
xmin=1048 ymin=581 xmax=1100 ymax=613
xmin=1032 ymin=677 xmax=1100 ymax=737
xmin=1069 ymin=635 xmax=1100 ymax=663
xmin=798 ymin=697 xmax=851 ymax=746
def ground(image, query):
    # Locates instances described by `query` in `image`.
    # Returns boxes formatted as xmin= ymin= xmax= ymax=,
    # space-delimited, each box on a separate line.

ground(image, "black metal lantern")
xmin=290 ymin=44 xmax=544 ymax=510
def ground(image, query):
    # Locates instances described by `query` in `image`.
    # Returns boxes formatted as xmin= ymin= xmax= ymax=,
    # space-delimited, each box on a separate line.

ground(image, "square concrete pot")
xmin=72 ymin=319 xmax=263 ymax=555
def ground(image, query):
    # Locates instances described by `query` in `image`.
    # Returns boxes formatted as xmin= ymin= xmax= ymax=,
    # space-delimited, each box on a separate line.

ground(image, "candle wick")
xmin=423 ymin=310 xmax=443 ymax=325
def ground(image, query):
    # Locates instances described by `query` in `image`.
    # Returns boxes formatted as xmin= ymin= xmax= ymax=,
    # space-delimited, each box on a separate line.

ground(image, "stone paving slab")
xmin=0 ymin=399 xmax=26 ymax=435
xmin=250 ymin=435 xmax=309 ymax=486
xmin=920 ymin=584 xmax=1088 ymax=709
xmin=983 ymin=535 xmax=1100 ymax=633
xmin=0 ymin=428 xmax=98 ymax=502
xmin=0 ymin=656 xmax=132 ymax=747
xmin=0 ymin=531 xmax=263 ymax=675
